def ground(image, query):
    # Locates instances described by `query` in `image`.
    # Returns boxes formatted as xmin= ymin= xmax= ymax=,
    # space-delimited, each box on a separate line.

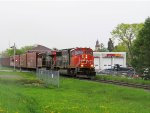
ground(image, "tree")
xmin=19 ymin=46 xmax=34 ymax=54
xmin=131 ymin=17 xmax=150 ymax=79
xmin=111 ymin=23 xmax=143 ymax=63
xmin=112 ymin=42 xmax=127 ymax=52
xmin=99 ymin=43 xmax=109 ymax=52
xmin=107 ymin=38 xmax=114 ymax=52
xmin=1 ymin=45 xmax=34 ymax=56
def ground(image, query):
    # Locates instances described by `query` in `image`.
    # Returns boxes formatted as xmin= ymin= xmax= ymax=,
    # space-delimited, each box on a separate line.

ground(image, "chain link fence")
xmin=36 ymin=68 xmax=59 ymax=88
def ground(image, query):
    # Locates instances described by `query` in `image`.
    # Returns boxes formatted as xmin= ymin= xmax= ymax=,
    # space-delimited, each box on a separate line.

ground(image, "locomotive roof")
xmin=60 ymin=47 xmax=92 ymax=51
xmin=71 ymin=47 xmax=92 ymax=51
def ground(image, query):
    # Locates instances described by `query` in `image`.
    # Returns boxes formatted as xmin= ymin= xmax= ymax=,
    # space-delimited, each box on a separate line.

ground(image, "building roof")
xmin=27 ymin=45 xmax=51 ymax=53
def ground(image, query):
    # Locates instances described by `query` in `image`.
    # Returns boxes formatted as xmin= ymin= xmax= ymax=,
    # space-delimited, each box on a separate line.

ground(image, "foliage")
xmin=107 ymin=38 xmax=114 ymax=52
xmin=19 ymin=45 xmax=34 ymax=54
xmin=0 ymin=71 xmax=150 ymax=113
xmin=131 ymin=17 xmax=150 ymax=79
xmin=98 ymin=43 xmax=109 ymax=52
xmin=1 ymin=45 xmax=34 ymax=56
xmin=112 ymin=42 xmax=127 ymax=52
xmin=111 ymin=23 xmax=143 ymax=63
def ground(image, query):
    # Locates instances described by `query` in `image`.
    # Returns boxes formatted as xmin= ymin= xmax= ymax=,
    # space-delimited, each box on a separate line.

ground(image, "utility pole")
xmin=10 ymin=43 xmax=16 ymax=71
xmin=13 ymin=43 xmax=16 ymax=71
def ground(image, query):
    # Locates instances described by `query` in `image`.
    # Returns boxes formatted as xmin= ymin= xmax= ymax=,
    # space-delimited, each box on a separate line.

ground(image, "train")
xmin=0 ymin=47 xmax=96 ymax=78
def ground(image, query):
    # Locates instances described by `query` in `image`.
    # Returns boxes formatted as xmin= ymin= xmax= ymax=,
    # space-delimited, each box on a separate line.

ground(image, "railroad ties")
xmin=94 ymin=79 xmax=150 ymax=90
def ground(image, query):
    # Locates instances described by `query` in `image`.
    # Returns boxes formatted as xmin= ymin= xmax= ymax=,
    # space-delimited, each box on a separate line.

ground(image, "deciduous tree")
xmin=111 ymin=23 xmax=143 ymax=63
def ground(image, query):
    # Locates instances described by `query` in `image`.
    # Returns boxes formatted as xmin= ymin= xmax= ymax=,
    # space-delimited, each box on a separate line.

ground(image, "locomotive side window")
xmin=71 ymin=50 xmax=75 ymax=56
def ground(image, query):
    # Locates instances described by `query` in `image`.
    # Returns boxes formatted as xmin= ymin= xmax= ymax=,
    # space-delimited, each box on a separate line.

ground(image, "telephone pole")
xmin=14 ymin=43 xmax=16 ymax=71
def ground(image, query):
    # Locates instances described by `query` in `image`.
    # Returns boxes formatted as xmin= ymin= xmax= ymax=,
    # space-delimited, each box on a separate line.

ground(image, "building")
xmin=94 ymin=52 xmax=126 ymax=72
xmin=27 ymin=44 xmax=51 ymax=53
xmin=95 ymin=39 xmax=101 ymax=52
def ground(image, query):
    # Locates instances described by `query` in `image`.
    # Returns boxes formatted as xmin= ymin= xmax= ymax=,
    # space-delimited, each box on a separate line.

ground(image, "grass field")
xmin=0 ymin=70 xmax=150 ymax=113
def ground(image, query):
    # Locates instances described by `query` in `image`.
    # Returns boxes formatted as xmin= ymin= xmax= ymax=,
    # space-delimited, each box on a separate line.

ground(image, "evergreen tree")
xmin=107 ymin=38 xmax=114 ymax=52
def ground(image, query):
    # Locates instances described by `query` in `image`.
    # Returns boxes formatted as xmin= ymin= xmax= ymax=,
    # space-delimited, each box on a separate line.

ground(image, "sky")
xmin=0 ymin=0 xmax=150 ymax=51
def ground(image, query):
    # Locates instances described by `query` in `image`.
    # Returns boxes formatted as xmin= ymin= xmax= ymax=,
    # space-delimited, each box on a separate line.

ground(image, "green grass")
xmin=0 ymin=71 xmax=150 ymax=113
xmin=96 ymin=74 xmax=150 ymax=85
xmin=0 ymin=66 xmax=14 ymax=70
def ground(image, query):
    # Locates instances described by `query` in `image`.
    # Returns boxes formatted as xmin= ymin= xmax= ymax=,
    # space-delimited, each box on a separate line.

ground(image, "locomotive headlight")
xmin=81 ymin=64 xmax=84 ymax=67
xmin=85 ymin=55 xmax=87 ymax=58
xmin=82 ymin=55 xmax=84 ymax=58
xmin=91 ymin=64 xmax=94 ymax=67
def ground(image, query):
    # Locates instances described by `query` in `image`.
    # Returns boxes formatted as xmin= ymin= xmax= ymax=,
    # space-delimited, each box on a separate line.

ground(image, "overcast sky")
xmin=0 ymin=0 xmax=150 ymax=51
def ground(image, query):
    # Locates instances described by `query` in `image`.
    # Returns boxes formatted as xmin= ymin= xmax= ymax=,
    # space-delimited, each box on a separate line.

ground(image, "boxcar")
xmin=10 ymin=55 xmax=20 ymax=67
xmin=0 ymin=57 xmax=10 ymax=67
xmin=26 ymin=52 xmax=37 ymax=69
xmin=20 ymin=54 xmax=27 ymax=68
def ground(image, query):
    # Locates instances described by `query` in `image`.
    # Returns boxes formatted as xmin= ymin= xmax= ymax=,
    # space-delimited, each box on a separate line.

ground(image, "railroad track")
xmin=67 ymin=76 xmax=150 ymax=90
xmin=91 ymin=79 xmax=150 ymax=90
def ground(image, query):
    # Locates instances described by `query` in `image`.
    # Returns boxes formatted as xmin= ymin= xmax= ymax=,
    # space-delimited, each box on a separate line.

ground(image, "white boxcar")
xmin=93 ymin=52 xmax=126 ymax=72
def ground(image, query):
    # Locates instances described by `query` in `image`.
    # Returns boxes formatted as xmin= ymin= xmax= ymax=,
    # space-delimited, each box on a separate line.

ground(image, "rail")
xmin=91 ymin=79 xmax=150 ymax=90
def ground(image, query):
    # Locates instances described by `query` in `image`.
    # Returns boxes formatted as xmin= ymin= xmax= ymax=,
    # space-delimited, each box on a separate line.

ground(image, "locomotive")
xmin=0 ymin=47 xmax=96 ymax=77
xmin=48 ymin=47 xmax=96 ymax=77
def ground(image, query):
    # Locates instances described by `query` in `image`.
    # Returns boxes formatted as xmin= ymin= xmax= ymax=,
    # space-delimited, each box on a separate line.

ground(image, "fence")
xmin=36 ymin=68 xmax=59 ymax=88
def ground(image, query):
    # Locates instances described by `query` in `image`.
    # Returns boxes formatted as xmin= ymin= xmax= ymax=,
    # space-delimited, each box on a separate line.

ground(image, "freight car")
xmin=10 ymin=55 xmax=20 ymax=68
xmin=0 ymin=52 xmax=47 ymax=69
xmin=21 ymin=52 xmax=47 ymax=69
xmin=0 ymin=57 xmax=10 ymax=67
xmin=50 ymin=47 xmax=96 ymax=77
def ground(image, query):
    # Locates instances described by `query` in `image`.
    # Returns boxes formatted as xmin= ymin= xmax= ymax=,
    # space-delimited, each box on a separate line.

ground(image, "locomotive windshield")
xmin=74 ymin=50 xmax=93 ymax=55
xmin=75 ymin=50 xmax=83 ymax=55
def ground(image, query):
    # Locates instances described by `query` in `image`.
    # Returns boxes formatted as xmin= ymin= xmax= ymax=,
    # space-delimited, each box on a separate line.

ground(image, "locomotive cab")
xmin=69 ymin=48 xmax=96 ymax=77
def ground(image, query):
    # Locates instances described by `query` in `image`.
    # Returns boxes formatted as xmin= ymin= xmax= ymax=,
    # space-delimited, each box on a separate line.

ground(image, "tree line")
xmin=110 ymin=17 xmax=150 ymax=78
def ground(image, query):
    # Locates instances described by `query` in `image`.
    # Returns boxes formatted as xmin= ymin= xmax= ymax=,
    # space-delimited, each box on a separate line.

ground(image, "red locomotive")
xmin=51 ymin=47 xmax=96 ymax=77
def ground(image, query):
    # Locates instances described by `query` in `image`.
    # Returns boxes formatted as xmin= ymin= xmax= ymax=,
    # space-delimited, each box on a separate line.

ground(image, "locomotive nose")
xmin=80 ymin=54 xmax=94 ymax=68
xmin=82 ymin=54 xmax=88 ymax=59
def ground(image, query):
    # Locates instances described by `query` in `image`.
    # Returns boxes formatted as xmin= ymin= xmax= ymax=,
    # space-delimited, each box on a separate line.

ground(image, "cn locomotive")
xmin=48 ymin=47 xmax=96 ymax=77
xmin=0 ymin=47 xmax=96 ymax=77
